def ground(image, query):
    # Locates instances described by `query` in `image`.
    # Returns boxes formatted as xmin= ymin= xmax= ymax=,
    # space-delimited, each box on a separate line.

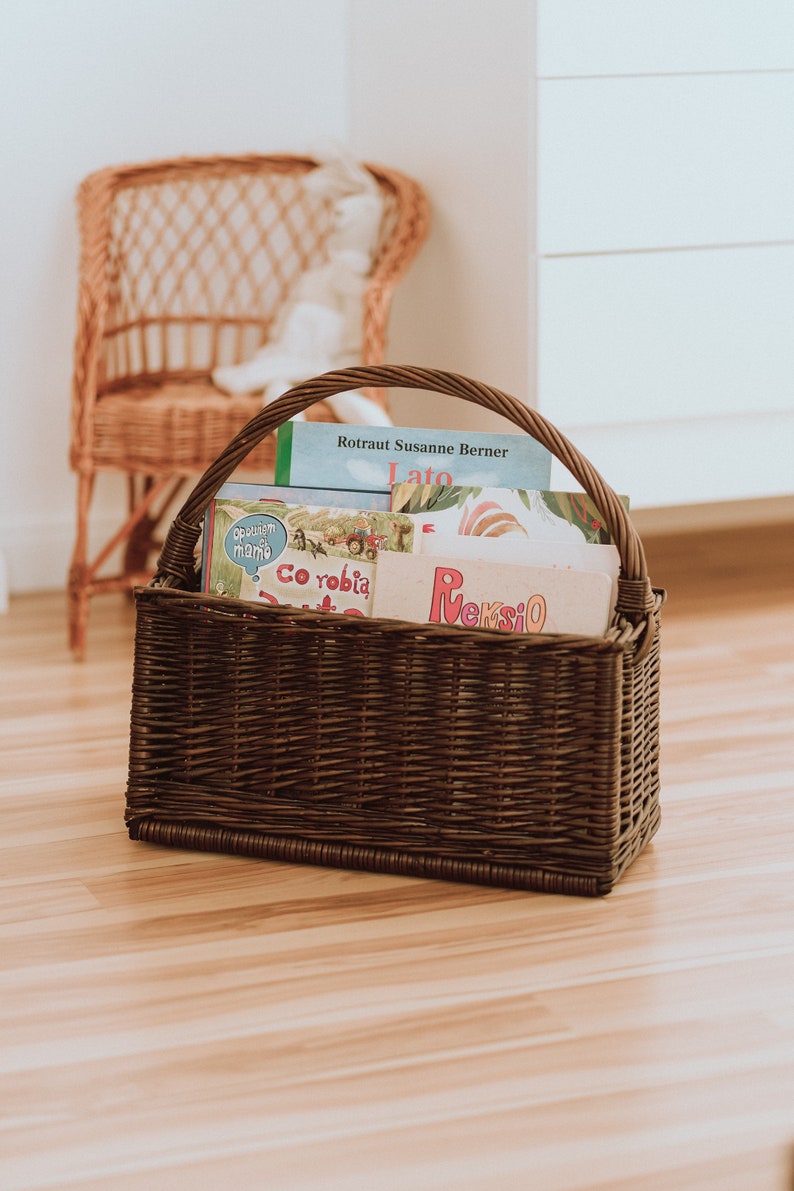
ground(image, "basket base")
xmin=129 ymin=818 xmax=611 ymax=897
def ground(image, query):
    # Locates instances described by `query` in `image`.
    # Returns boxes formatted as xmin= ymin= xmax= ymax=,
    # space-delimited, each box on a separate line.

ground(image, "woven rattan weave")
xmin=125 ymin=366 xmax=664 ymax=897
xmin=68 ymin=154 xmax=429 ymax=657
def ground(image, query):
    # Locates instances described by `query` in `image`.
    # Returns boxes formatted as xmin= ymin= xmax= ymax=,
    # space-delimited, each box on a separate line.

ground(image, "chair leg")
xmin=122 ymin=476 xmax=157 ymax=598
xmin=68 ymin=470 xmax=95 ymax=660
xmin=123 ymin=476 xmax=187 ymax=579
xmin=68 ymin=472 xmax=184 ymax=656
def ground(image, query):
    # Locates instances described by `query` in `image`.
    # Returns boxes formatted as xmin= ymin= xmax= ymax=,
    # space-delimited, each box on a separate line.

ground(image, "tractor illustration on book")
xmin=325 ymin=514 xmax=387 ymax=561
xmin=345 ymin=530 xmax=387 ymax=561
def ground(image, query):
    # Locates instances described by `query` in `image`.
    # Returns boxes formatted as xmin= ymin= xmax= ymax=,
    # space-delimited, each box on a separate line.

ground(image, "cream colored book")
xmin=371 ymin=552 xmax=614 ymax=637
xmin=412 ymin=532 xmax=622 ymax=618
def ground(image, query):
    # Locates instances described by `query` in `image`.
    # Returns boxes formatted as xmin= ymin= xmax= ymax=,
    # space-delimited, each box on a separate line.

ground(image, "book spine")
xmin=274 ymin=421 xmax=294 ymax=485
xmin=201 ymin=500 xmax=217 ymax=593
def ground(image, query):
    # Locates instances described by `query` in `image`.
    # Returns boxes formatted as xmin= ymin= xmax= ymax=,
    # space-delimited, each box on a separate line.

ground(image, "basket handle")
xmin=154 ymin=365 xmax=659 ymax=657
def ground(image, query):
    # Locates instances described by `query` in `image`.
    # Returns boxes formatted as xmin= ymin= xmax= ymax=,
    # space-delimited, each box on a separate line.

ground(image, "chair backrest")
xmin=73 ymin=153 xmax=429 ymax=398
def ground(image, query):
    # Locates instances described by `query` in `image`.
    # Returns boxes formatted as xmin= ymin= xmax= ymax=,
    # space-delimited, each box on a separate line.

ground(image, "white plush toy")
xmin=213 ymin=142 xmax=392 ymax=427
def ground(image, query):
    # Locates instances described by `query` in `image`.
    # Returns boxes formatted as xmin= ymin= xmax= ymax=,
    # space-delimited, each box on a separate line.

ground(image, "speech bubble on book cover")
xmin=223 ymin=513 xmax=288 ymax=580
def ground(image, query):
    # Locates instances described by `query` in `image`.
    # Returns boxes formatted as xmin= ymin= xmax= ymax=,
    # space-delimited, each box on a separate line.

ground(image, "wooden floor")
xmin=1 ymin=524 xmax=793 ymax=1191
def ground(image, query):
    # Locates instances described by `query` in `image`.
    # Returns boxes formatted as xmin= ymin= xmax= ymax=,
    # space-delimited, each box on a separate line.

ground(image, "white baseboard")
xmin=1 ymin=474 xmax=189 ymax=597
xmin=1 ymin=510 xmax=125 ymax=596
xmin=0 ymin=549 xmax=8 ymax=612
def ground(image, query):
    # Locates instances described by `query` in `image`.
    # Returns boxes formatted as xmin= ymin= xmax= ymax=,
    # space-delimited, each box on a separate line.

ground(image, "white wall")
xmin=2 ymin=0 xmax=537 ymax=599
xmin=349 ymin=0 xmax=534 ymax=433
xmin=0 ymin=0 xmax=350 ymax=597
xmin=2 ymin=1 xmax=793 ymax=599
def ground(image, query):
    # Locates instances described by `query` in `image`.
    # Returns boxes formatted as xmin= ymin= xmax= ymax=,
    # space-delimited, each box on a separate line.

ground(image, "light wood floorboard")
xmin=1 ymin=524 xmax=792 ymax=1190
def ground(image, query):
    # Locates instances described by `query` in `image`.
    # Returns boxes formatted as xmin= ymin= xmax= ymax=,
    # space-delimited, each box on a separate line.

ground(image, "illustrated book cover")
xmin=274 ymin=421 xmax=552 ymax=493
xmin=201 ymin=482 xmax=391 ymax=582
xmin=390 ymin=483 xmax=628 ymax=546
xmin=202 ymin=498 xmax=414 ymax=616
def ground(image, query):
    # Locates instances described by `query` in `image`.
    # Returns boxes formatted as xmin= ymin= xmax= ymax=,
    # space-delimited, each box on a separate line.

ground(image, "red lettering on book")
xmin=429 ymin=566 xmax=464 ymax=624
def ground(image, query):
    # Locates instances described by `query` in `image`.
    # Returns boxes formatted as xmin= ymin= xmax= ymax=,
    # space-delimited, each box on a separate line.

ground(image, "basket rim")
xmin=134 ymin=582 xmax=662 ymax=656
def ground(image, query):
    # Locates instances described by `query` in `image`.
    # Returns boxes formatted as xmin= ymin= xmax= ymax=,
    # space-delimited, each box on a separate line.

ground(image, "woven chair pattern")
xmin=68 ymin=154 xmax=429 ymax=656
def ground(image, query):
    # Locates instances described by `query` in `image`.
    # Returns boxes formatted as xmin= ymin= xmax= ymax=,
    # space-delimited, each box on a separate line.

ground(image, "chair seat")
xmin=92 ymin=380 xmax=338 ymax=475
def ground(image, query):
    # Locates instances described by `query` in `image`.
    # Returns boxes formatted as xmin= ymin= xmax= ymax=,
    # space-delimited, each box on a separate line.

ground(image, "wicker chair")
xmin=68 ymin=152 xmax=430 ymax=657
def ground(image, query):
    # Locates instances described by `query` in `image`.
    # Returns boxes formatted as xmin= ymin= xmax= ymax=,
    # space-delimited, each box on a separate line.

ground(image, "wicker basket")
xmin=126 ymin=365 xmax=664 ymax=897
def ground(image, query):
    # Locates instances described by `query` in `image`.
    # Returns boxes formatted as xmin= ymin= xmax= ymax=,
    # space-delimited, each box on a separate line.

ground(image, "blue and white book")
xmin=274 ymin=421 xmax=552 ymax=493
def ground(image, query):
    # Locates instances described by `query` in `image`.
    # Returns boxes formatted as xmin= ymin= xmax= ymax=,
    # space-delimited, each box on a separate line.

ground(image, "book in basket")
xmin=200 ymin=482 xmax=392 ymax=585
xmin=275 ymin=421 xmax=553 ymax=492
xmin=391 ymin=482 xmax=627 ymax=545
xmin=392 ymin=481 xmax=627 ymax=617
xmin=202 ymin=497 xmax=414 ymax=616
xmin=212 ymin=480 xmax=392 ymax=511
xmin=371 ymin=553 xmax=614 ymax=636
